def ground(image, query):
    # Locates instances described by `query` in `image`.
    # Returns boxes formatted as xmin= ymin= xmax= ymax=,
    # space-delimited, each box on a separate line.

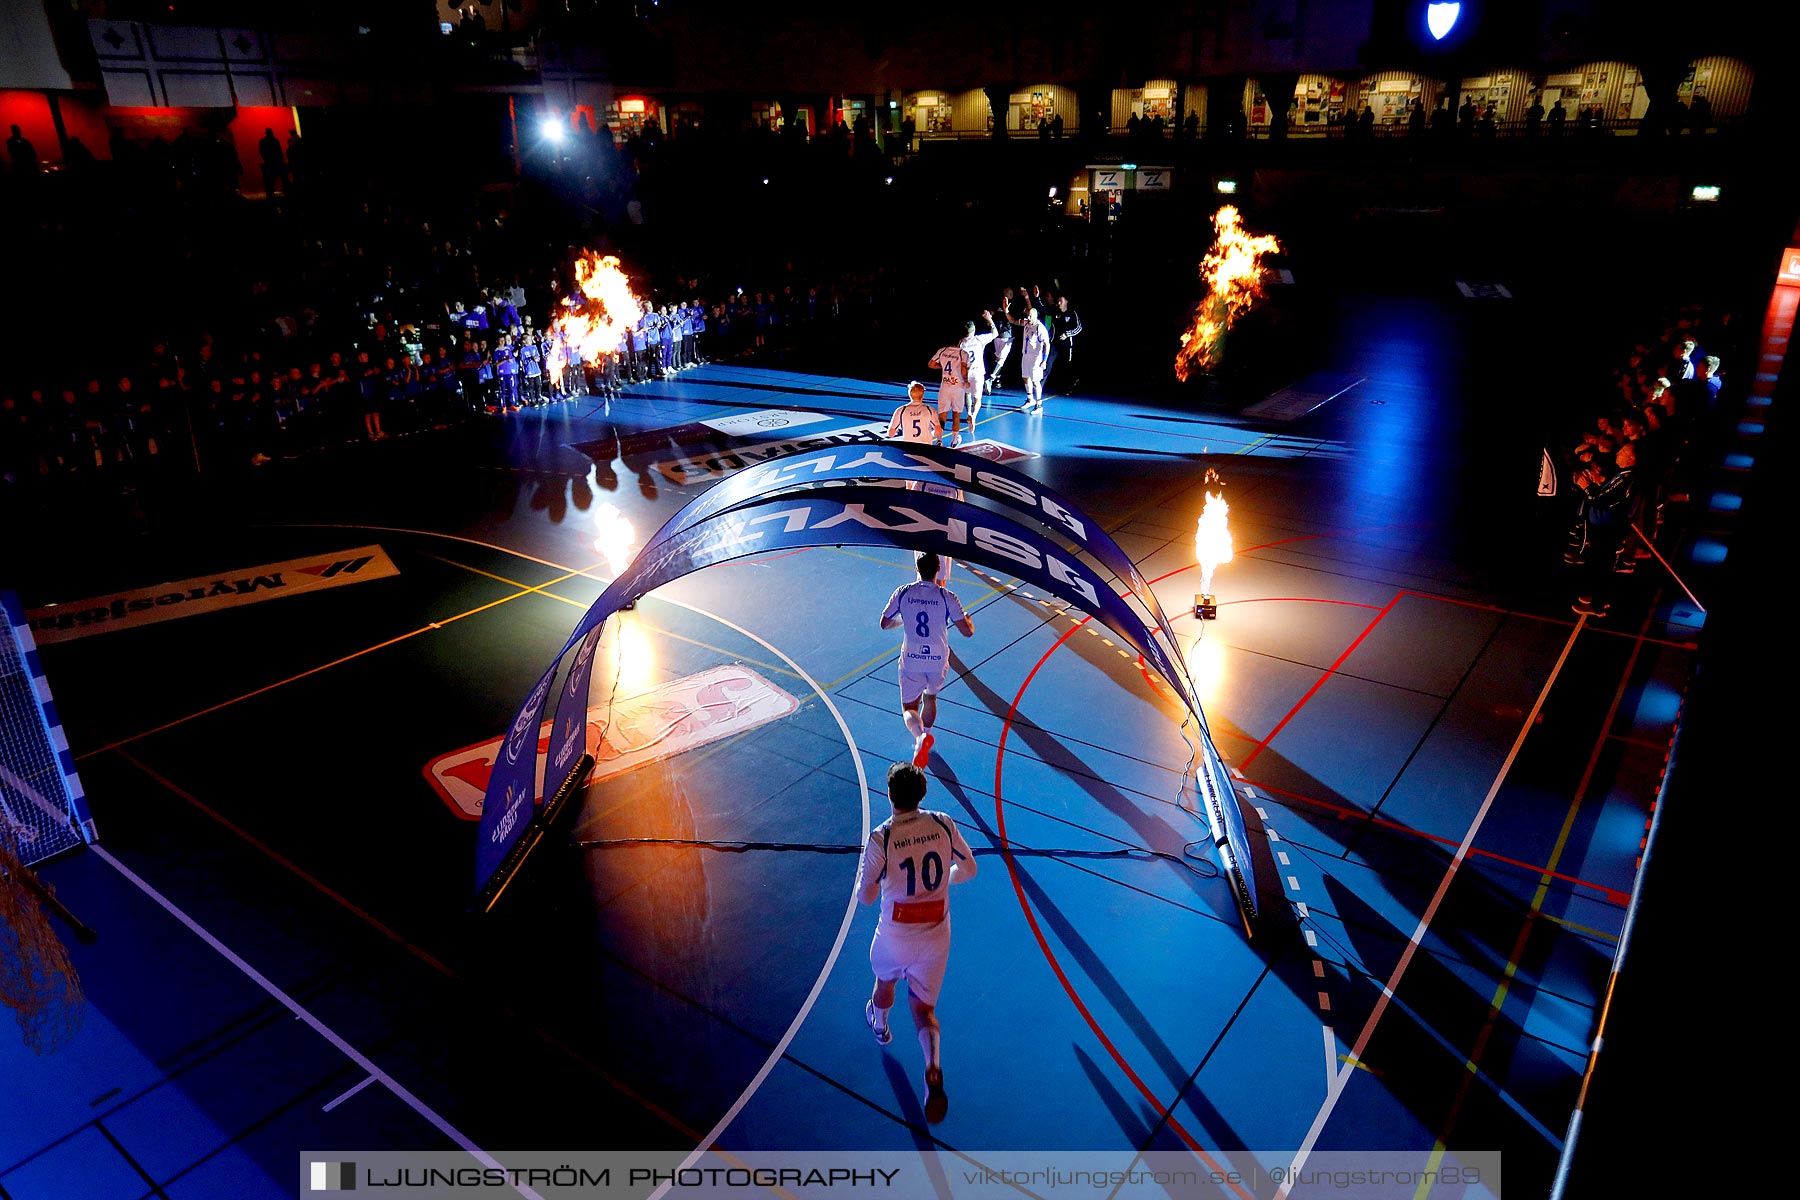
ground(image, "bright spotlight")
xmin=1216 ymin=179 xmax=1238 ymax=194
xmin=1427 ymin=2 xmax=1461 ymax=40
xmin=540 ymin=117 xmax=564 ymax=142
xmin=885 ymin=176 xmax=894 ymax=184
xmin=762 ymin=178 xmax=770 ymax=185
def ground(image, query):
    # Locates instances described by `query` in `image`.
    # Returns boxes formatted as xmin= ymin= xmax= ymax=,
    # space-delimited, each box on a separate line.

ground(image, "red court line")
xmin=1241 ymin=592 xmax=1404 ymax=770
xmin=1240 ymin=778 xmax=1631 ymax=907
xmin=1221 ymin=597 xmax=1383 ymax=610
xmin=990 ymin=523 xmax=1553 ymax=1169
xmin=994 ymin=617 xmax=1253 ymax=1197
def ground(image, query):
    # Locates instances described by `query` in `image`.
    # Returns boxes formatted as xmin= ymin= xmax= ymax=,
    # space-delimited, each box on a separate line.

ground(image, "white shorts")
xmin=870 ymin=924 xmax=950 ymax=1005
xmin=966 ymin=375 xmax=985 ymax=401
xmin=899 ymin=657 xmax=949 ymax=705
xmin=936 ymin=386 xmax=967 ymax=414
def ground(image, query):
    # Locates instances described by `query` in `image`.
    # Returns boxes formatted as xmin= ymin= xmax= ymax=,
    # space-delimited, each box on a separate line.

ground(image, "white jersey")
xmin=881 ymin=579 xmax=967 ymax=667
xmin=1019 ymin=317 xmax=1051 ymax=371
xmin=887 ymin=400 xmax=941 ymax=444
xmin=960 ymin=330 xmax=997 ymax=380
xmin=856 ymin=807 xmax=977 ymax=935
xmin=929 ymin=344 xmax=971 ymax=390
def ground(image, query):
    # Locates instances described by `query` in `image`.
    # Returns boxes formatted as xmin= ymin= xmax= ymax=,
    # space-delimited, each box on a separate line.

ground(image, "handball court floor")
xmin=3 ymin=288 xmax=1720 ymax=1199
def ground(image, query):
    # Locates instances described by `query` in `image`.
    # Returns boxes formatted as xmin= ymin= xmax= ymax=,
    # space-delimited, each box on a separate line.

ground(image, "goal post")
xmin=0 ymin=591 xmax=98 ymax=865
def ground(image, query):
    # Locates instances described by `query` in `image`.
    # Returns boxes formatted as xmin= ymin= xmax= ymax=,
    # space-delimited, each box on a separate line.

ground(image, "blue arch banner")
xmin=613 ymin=442 xmax=1191 ymax=663
xmin=477 ymin=454 xmax=1261 ymax=933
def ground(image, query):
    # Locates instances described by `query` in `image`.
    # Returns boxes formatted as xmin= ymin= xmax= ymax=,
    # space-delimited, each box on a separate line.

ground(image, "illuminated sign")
xmin=1427 ymin=2 xmax=1461 ymax=40
xmin=1777 ymin=247 xmax=1800 ymax=287
xmin=1216 ymin=179 xmax=1238 ymax=194
xmin=1690 ymin=185 xmax=1721 ymax=202
xmin=619 ymin=98 xmax=645 ymax=114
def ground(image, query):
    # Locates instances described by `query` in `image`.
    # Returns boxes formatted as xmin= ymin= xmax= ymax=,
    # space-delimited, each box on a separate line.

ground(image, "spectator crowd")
xmin=1557 ymin=303 xmax=1730 ymax=618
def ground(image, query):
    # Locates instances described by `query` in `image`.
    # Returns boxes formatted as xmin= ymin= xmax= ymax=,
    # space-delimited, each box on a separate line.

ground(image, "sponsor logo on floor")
xmin=653 ymin=422 xmax=889 ymax=486
xmin=423 ymin=663 xmax=799 ymax=820
xmin=956 ymin=438 xmax=1036 ymax=465
xmin=699 ymin=408 xmax=833 ymax=436
xmin=25 ymin=546 xmax=399 ymax=643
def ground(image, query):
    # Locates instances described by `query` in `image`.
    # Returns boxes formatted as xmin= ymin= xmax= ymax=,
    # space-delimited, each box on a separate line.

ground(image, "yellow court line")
xmin=1415 ymin=612 xmax=1653 ymax=1195
xmin=1537 ymin=910 xmax=1620 ymax=943
xmin=419 ymin=552 xmax=800 ymax=681
xmin=76 ymin=561 xmax=606 ymax=760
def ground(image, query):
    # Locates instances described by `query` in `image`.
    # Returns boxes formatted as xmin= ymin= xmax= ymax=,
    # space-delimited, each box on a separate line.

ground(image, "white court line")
xmin=272 ymin=523 xmax=873 ymax=1193
xmin=322 ymin=1075 xmax=377 ymax=1113
xmin=1323 ymin=1026 xmax=1337 ymax=1089
xmin=1276 ymin=616 xmax=1586 ymax=1198
xmin=641 ymin=606 xmax=869 ymax=1200
xmin=88 ymin=845 xmax=544 ymax=1200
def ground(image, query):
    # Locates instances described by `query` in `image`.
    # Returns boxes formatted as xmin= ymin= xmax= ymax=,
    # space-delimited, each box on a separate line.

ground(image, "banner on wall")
xmin=475 ymin=449 xmax=1262 ymax=932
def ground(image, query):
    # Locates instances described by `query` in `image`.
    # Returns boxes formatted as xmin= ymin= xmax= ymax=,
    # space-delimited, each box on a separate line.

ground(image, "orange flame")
xmin=1194 ymin=469 xmax=1232 ymax=595
xmin=1174 ymin=206 xmax=1281 ymax=381
xmin=594 ymin=502 xmax=637 ymax=576
xmin=555 ymin=252 xmax=646 ymax=362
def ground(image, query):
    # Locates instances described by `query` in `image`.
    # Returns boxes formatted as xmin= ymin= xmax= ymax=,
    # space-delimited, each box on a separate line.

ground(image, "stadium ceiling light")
xmin=1216 ymin=179 xmax=1238 ymax=194
xmin=1427 ymin=2 xmax=1460 ymax=40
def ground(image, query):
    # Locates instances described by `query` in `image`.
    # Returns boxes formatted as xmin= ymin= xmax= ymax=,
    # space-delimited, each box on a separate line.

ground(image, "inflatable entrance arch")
xmin=475 ymin=442 xmax=1264 ymax=934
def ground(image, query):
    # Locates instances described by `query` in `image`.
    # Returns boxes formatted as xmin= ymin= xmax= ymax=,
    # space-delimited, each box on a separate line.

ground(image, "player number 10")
xmin=899 ymin=851 xmax=943 ymax=895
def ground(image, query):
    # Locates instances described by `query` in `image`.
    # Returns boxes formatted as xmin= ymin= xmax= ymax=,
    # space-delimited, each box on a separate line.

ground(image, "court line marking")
xmin=273 ymin=524 xmax=872 ymax=1177
xmin=89 ymin=522 xmax=867 ymax=1157
xmin=1274 ymin=615 xmax=1587 ymax=1197
xmin=73 ymin=557 xmax=607 ymax=759
xmin=1241 ymin=777 xmax=1631 ymax=906
xmin=322 ymin=1075 xmax=377 ymax=1113
xmin=87 ymin=844 xmax=543 ymax=1200
xmin=992 ymin=612 xmax=1257 ymax=1200
xmin=1417 ymin=605 xmax=1659 ymax=1184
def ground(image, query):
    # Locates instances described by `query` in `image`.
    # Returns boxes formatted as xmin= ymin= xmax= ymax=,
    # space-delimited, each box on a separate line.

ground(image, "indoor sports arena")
xmin=0 ymin=2 xmax=1785 ymax=1198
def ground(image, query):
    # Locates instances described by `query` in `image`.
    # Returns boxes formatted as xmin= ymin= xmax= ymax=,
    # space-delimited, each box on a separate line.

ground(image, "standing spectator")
xmin=988 ymin=288 xmax=1018 ymax=392
xmin=1525 ymin=97 xmax=1545 ymax=136
xmin=6 ymin=125 xmax=36 ymax=171
xmin=1407 ymin=99 xmax=1425 ymax=138
xmin=1547 ymin=100 xmax=1567 ymax=136
xmin=356 ymin=350 xmax=387 ymax=440
xmin=855 ymin=760 xmax=979 ymax=1126
xmin=258 ymin=128 xmax=289 ymax=196
xmin=1430 ymin=97 xmax=1453 ymax=141
xmin=1457 ymin=95 xmax=1476 ymax=137
xmin=1572 ymin=443 xmax=1639 ymax=617
xmin=1689 ymin=92 xmax=1711 ymax=132
xmin=1047 ymin=294 xmax=1083 ymax=396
